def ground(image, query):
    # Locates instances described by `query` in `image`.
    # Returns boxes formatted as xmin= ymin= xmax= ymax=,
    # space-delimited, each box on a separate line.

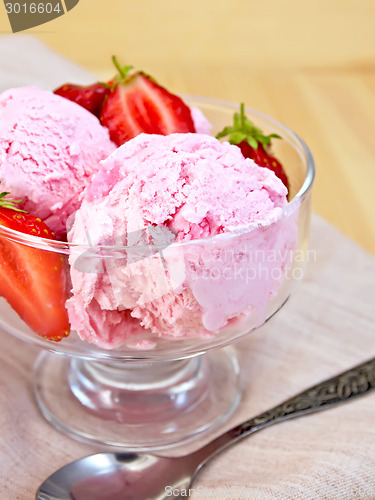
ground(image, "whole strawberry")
xmin=216 ymin=103 xmax=289 ymax=190
xmin=100 ymin=57 xmax=196 ymax=146
xmin=54 ymin=82 xmax=110 ymax=118
xmin=0 ymin=190 xmax=70 ymax=342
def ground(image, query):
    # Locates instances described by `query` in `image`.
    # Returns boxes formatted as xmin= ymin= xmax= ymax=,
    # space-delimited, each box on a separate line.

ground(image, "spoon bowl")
xmin=36 ymin=357 xmax=375 ymax=500
xmin=36 ymin=453 xmax=194 ymax=500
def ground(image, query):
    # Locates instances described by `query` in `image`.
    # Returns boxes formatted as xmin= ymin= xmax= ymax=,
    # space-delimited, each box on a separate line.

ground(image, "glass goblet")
xmin=0 ymin=97 xmax=315 ymax=451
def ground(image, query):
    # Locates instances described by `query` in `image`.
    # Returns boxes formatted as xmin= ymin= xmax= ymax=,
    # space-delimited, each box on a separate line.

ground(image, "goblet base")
xmin=33 ymin=347 xmax=241 ymax=451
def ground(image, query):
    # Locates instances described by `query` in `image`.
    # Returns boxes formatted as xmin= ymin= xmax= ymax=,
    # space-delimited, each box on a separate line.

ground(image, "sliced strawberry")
xmin=216 ymin=103 xmax=289 ymax=190
xmin=54 ymin=82 xmax=110 ymax=118
xmin=0 ymin=191 xmax=70 ymax=342
xmin=100 ymin=57 xmax=196 ymax=146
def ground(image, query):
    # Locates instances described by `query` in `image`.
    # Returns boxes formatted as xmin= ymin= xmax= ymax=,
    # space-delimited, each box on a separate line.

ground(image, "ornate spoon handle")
xmin=196 ymin=358 xmax=375 ymax=465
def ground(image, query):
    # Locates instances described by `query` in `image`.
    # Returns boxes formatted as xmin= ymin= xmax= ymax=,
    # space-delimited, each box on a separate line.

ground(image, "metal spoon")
xmin=36 ymin=357 xmax=375 ymax=500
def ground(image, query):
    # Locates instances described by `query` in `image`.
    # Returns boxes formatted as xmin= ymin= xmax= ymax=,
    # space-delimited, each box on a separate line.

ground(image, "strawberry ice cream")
xmin=0 ymin=86 xmax=115 ymax=237
xmin=67 ymin=133 xmax=298 ymax=348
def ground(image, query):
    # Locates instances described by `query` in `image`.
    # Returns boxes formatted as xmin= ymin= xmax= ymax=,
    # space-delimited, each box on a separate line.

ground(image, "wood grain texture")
xmin=2 ymin=0 xmax=375 ymax=72
xmin=1 ymin=0 xmax=374 ymax=253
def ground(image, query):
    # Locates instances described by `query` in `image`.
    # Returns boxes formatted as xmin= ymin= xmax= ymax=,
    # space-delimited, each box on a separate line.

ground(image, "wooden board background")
xmin=1 ymin=0 xmax=375 ymax=253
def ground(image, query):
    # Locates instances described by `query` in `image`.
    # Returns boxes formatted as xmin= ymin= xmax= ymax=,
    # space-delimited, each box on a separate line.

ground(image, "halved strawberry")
xmin=0 ymin=191 xmax=70 ymax=342
xmin=216 ymin=103 xmax=289 ymax=190
xmin=54 ymin=82 xmax=110 ymax=118
xmin=100 ymin=57 xmax=196 ymax=146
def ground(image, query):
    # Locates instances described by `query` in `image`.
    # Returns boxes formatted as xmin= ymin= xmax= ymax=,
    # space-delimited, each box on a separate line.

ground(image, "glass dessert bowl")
xmin=0 ymin=97 xmax=315 ymax=450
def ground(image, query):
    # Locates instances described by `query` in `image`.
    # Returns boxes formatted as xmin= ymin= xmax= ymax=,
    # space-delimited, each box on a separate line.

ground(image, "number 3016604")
xmin=5 ymin=2 xmax=61 ymax=14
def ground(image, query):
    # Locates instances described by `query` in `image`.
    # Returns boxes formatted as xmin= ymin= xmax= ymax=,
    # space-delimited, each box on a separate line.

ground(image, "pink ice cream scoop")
xmin=0 ymin=86 xmax=115 ymax=237
xmin=67 ymin=133 xmax=297 ymax=349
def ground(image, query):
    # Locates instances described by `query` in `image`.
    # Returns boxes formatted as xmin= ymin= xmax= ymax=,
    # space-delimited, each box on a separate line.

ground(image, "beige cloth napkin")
xmin=0 ymin=36 xmax=374 ymax=500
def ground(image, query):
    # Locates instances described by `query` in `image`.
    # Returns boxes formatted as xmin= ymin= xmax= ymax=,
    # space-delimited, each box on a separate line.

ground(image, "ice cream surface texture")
xmin=0 ymin=86 xmax=115 ymax=237
xmin=67 ymin=133 xmax=297 ymax=348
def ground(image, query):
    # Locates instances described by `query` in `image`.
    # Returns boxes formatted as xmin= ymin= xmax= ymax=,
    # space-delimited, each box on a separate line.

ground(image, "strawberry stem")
xmin=240 ymin=102 xmax=245 ymax=130
xmin=112 ymin=56 xmax=133 ymax=81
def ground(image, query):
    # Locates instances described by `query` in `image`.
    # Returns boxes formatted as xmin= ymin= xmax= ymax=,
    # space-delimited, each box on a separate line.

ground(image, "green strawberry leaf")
xmin=257 ymin=135 xmax=271 ymax=145
xmin=245 ymin=136 xmax=258 ymax=149
xmin=0 ymin=185 xmax=25 ymax=212
xmin=216 ymin=126 xmax=236 ymax=139
xmin=216 ymin=102 xmax=281 ymax=151
xmin=229 ymin=132 xmax=247 ymax=144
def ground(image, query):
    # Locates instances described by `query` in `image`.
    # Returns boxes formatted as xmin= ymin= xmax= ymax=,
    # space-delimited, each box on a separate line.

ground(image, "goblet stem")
xmin=33 ymin=347 xmax=241 ymax=450
xmin=69 ymin=356 xmax=210 ymax=424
